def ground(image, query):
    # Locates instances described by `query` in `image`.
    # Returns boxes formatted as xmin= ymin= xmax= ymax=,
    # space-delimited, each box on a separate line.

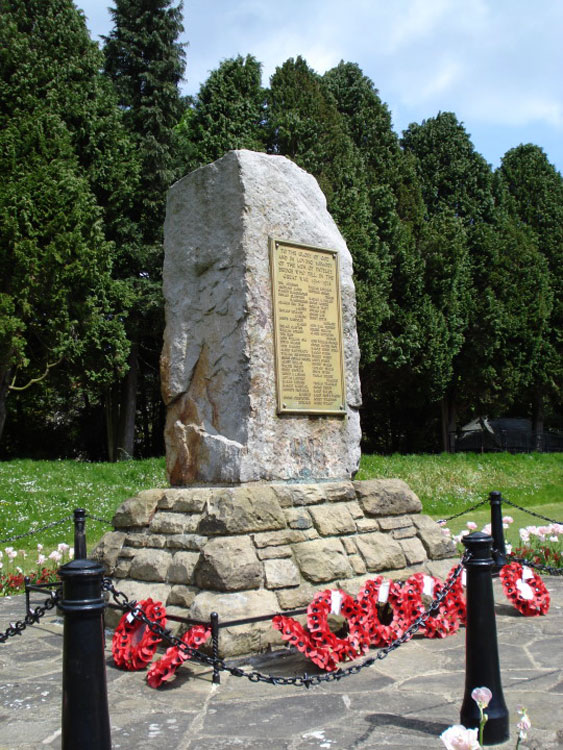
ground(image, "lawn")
xmin=0 ymin=452 xmax=561 ymax=579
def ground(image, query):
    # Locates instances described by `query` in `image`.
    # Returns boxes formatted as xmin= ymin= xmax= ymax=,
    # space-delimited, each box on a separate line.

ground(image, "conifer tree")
xmin=103 ymin=0 xmax=186 ymax=458
xmin=400 ymin=113 xmax=494 ymax=448
xmin=0 ymin=0 xmax=131 ymax=448
xmin=266 ymin=57 xmax=391 ymax=368
xmin=178 ymin=54 xmax=265 ymax=172
xmin=497 ymin=145 xmax=563 ymax=435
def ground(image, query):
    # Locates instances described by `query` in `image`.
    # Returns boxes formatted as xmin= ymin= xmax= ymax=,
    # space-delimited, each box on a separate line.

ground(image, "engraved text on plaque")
xmin=270 ymin=238 xmax=346 ymax=415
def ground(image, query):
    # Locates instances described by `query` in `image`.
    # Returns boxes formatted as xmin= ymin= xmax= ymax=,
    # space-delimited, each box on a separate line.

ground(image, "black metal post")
xmin=461 ymin=531 xmax=509 ymax=745
xmin=73 ymin=508 xmax=87 ymax=560
xmin=489 ymin=491 xmax=508 ymax=571
xmin=211 ymin=611 xmax=221 ymax=684
xmin=58 ymin=558 xmax=111 ymax=750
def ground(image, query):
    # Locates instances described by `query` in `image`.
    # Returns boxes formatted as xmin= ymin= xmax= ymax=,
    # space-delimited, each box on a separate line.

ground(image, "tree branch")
xmin=9 ymin=358 xmax=62 ymax=391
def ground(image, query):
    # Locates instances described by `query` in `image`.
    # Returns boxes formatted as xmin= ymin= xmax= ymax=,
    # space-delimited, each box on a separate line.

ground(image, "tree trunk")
xmin=531 ymin=387 xmax=544 ymax=452
xmin=0 ymin=366 xmax=12 ymax=445
xmin=117 ymin=343 xmax=138 ymax=460
xmin=104 ymin=386 xmax=119 ymax=462
xmin=441 ymin=396 xmax=457 ymax=453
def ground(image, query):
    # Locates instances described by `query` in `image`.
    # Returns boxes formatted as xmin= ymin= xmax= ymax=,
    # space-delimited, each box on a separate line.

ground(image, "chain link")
xmin=0 ymin=515 xmax=75 ymax=545
xmin=85 ymin=513 xmax=114 ymax=526
xmin=507 ymin=555 xmax=563 ymax=577
xmin=501 ymin=498 xmax=561 ymax=526
xmin=437 ymin=498 xmax=489 ymax=525
xmin=0 ymin=588 xmax=61 ymax=643
xmin=0 ymin=511 xmax=113 ymax=546
xmin=104 ymin=552 xmax=470 ymax=688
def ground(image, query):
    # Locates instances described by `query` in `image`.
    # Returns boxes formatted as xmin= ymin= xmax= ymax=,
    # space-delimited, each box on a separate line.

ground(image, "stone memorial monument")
xmin=95 ymin=150 xmax=456 ymax=656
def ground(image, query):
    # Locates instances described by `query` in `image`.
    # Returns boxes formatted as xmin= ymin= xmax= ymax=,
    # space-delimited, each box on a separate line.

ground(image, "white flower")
xmin=37 ymin=543 xmax=43 ymax=551
xmin=58 ymin=542 xmax=70 ymax=553
xmin=466 ymin=521 xmax=477 ymax=530
xmin=37 ymin=554 xmax=47 ymax=565
xmin=440 ymin=724 xmax=481 ymax=749
xmin=502 ymin=516 xmax=513 ymax=524
xmin=7 ymin=549 xmax=17 ymax=560
xmin=48 ymin=550 xmax=62 ymax=563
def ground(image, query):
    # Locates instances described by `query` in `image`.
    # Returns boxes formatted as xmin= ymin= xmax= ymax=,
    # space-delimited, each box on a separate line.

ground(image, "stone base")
xmin=93 ymin=480 xmax=457 ymax=657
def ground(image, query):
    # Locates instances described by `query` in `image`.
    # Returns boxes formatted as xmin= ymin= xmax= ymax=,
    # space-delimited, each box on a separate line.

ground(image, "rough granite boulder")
xmin=160 ymin=150 xmax=362 ymax=484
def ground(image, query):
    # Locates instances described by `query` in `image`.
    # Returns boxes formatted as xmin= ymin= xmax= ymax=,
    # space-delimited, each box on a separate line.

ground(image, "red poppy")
xmin=112 ymin=599 xmax=167 ymax=671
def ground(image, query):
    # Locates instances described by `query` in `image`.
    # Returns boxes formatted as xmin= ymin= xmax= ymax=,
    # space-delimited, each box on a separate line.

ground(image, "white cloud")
xmin=74 ymin=0 xmax=563 ymax=171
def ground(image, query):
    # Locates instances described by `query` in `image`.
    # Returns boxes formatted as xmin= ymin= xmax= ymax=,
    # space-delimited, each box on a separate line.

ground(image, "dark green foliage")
xmin=497 ymin=145 xmax=563 ymax=426
xmin=267 ymin=58 xmax=391 ymax=365
xmin=402 ymin=112 xmax=495 ymax=224
xmin=178 ymin=54 xmax=265 ymax=171
xmin=104 ymin=0 xmax=186 ymax=247
xmin=102 ymin=0 xmax=186 ymax=458
xmin=0 ymin=0 xmax=131 ymax=447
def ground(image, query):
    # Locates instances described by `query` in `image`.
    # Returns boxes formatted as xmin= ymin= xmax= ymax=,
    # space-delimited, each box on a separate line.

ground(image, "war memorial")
xmin=94 ymin=150 xmax=456 ymax=656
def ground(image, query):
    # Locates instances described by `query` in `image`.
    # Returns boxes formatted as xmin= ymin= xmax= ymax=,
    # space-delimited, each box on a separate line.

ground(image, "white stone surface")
xmin=161 ymin=150 xmax=361 ymax=484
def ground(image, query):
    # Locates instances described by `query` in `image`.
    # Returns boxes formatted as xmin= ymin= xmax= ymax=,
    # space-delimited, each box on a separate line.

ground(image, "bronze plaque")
xmin=270 ymin=238 xmax=346 ymax=415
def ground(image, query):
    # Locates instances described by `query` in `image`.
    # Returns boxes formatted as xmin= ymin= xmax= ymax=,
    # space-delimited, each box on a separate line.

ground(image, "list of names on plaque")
xmin=270 ymin=239 xmax=346 ymax=415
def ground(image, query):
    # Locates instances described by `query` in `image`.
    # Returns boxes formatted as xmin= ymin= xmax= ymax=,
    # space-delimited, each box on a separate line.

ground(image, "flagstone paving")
xmin=0 ymin=577 xmax=561 ymax=749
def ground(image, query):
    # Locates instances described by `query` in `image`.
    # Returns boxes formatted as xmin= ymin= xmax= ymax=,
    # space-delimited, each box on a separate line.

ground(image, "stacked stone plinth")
xmin=94 ymin=479 xmax=457 ymax=656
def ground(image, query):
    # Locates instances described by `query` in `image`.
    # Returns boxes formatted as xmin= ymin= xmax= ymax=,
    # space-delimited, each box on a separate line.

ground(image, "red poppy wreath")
xmin=356 ymin=577 xmax=413 ymax=647
xmin=500 ymin=562 xmax=550 ymax=616
xmin=147 ymin=625 xmax=211 ymax=688
xmin=306 ymin=589 xmax=369 ymax=662
xmin=403 ymin=573 xmax=460 ymax=638
xmin=272 ymin=614 xmax=338 ymax=672
xmin=112 ymin=598 xmax=167 ymax=671
xmin=272 ymin=588 xmax=370 ymax=672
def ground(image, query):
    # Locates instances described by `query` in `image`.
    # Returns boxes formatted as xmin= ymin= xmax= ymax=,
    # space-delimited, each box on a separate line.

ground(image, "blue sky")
xmin=77 ymin=0 xmax=563 ymax=174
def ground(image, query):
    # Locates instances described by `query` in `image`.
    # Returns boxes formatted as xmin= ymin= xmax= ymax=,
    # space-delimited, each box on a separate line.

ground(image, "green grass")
xmin=0 ymin=457 xmax=167 ymax=556
xmin=0 ymin=452 xmax=561 ymax=577
xmin=357 ymin=451 xmax=562 ymax=517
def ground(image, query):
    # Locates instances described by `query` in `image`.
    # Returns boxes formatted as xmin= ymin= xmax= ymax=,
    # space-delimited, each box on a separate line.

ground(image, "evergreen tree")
xmin=400 ymin=113 xmax=496 ymax=448
xmin=401 ymin=111 xmax=495 ymax=224
xmin=0 ymin=108 xmax=129 ymax=446
xmin=178 ymin=54 xmax=265 ymax=172
xmin=497 ymin=145 xmax=563 ymax=435
xmin=266 ymin=57 xmax=391 ymax=367
xmin=103 ymin=0 xmax=186 ymax=458
xmin=0 ymin=0 xmax=131 ymax=448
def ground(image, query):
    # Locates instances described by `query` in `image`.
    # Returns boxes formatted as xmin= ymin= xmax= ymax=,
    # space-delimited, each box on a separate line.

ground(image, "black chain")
xmin=85 ymin=513 xmax=114 ymax=526
xmin=501 ymin=498 xmax=561 ymax=526
xmin=0 ymin=588 xmax=61 ymax=643
xmin=0 ymin=511 xmax=113 ymax=546
xmin=437 ymin=497 xmax=489 ymax=525
xmin=0 ymin=515 xmax=75 ymax=544
xmin=507 ymin=555 xmax=563 ymax=577
xmin=104 ymin=552 xmax=469 ymax=688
